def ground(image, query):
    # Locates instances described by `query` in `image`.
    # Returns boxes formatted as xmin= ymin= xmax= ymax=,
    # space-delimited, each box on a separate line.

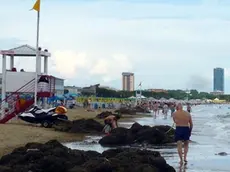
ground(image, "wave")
xmin=216 ymin=113 xmax=230 ymax=119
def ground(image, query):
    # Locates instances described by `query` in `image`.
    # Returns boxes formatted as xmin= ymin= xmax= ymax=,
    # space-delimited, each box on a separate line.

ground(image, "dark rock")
xmin=96 ymin=111 xmax=113 ymax=119
xmin=68 ymin=166 xmax=87 ymax=172
xmin=70 ymin=119 xmax=103 ymax=133
xmin=216 ymin=152 xmax=228 ymax=156
xmin=99 ymin=123 xmax=175 ymax=146
xmin=115 ymin=107 xmax=137 ymax=115
xmin=53 ymin=119 xmax=104 ymax=133
xmin=135 ymin=106 xmax=151 ymax=113
xmin=0 ymin=140 xmax=175 ymax=172
xmin=130 ymin=122 xmax=143 ymax=133
xmin=83 ymin=158 xmax=113 ymax=172
xmin=115 ymin=106 xmax=151 ymax=115
xmin=0 ymin=165 xmax=13 ymax=172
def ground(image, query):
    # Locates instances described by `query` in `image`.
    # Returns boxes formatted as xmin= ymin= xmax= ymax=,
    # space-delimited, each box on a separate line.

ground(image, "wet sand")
xmin=0 ymin=107 xmax=149 ymax=157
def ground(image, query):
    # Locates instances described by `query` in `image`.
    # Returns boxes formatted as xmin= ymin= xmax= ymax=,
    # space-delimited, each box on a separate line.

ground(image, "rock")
xmin=70 ymin=119 xmax=104 ymax=133
xmin=0 ymin=140 xmax=175 ymax=172
xmin=96 ymin=111 xmax=113 ymax=119
xmin=115 ymin=107 xmax=137 ymax=115
xmin=135 ymin=106 xmax=151 ymax=113
xmin=130 ymin=122 xmax=143 ymax=133
xmin=99 ymin=123 xmax=175 ymax=146
xmin=115 ymin=106 xmax=151 ymax=115
xmin=0 ymin=166 xmax=13 ymax=172
xmin=96 ymin=111 xmax=122 ymax=121
xmin=216 ymin=152 xmax=228 ymax=156
xmin=53 ymin=119 xmax=104 ymax=133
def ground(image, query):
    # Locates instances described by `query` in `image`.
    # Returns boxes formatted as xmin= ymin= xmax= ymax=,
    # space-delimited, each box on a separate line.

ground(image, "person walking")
xmin=172 ymin=103 xmax=193 ymax=164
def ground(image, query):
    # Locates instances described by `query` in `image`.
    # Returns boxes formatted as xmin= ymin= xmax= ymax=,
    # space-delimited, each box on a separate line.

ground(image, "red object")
xmin=0 ymin=75 xmax=56 ymax=124
xmin=0 ymin=99 xmax=34 ymax=124
xmin=0 ymin=79 xmax=35 ymax=124
xmin=15 ymin=100 xmax=20 ymax=112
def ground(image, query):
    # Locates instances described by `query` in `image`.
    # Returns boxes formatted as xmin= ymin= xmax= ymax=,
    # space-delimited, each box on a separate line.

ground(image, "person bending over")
xmin=103 ymin=115 xmax=121 ymax=134
xmin=172 ymin=103 xmax=193 ymax=164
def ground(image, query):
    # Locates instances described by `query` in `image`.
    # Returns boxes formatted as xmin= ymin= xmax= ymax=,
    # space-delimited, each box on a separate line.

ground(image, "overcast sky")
xmin=0 ymin=0 xmax=230 ymax=92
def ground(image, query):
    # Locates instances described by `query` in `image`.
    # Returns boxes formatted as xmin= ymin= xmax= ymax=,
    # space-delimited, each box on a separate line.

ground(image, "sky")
xmin=0 ymin=0 xmax=230 ymax=92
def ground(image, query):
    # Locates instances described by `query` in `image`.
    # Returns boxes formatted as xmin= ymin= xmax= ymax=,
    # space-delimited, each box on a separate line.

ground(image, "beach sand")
xmin=0 ymin=108 xmax=147 ymax=157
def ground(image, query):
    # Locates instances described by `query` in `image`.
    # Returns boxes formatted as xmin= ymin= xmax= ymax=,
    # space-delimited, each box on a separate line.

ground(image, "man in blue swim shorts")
xmin=172 ymin=103 xmax=193 ymax=164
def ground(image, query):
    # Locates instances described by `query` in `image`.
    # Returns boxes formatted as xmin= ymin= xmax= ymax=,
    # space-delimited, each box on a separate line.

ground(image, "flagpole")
xmin=34 ymin=9 xmax=40 ymax=106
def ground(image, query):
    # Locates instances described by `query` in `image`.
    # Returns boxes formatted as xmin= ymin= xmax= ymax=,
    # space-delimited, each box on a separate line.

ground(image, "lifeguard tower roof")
xmin=0 ymin=44 xmax=51 ymax=57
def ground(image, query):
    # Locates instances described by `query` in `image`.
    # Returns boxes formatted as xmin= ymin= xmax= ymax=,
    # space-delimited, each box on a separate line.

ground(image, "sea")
xmin=64 ymin=105 xmax=230 ymax=172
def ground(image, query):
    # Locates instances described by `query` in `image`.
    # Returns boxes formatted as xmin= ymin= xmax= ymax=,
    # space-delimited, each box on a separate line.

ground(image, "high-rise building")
xmin=122 ymin=72 xmax=134 ymax=91
xmin=213 ymin=68 xmax=224 ymax=92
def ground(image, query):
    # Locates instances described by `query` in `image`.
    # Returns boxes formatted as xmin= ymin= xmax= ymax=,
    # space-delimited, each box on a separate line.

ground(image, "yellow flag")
xmin=32 ymin=0 xmax=40 ymax=12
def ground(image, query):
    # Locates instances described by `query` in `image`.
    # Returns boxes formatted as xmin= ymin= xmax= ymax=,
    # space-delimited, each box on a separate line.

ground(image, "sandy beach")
xmin=0 ymin=108 xmax=144 ymax=157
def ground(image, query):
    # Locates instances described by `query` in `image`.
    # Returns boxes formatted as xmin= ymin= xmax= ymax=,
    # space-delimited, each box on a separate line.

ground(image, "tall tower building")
xmin=122 ymin=72 xmax=134 ymax=91
xmin=213 ymin=68 xmax=224 ymax=92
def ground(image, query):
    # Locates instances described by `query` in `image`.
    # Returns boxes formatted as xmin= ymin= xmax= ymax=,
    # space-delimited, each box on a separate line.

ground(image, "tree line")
xmin=91 ymin=88 xmax=230 ymax=101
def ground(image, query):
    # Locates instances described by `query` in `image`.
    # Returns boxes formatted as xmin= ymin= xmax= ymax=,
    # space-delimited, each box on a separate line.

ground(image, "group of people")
xmin=151 ymin=102 xmax=192 ymax=118
xmin=102 ymin=102 xmax=193 ymax=164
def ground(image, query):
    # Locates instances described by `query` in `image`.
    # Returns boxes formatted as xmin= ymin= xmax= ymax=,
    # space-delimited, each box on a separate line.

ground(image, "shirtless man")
xmin=172 ymin=103 xmax=193 ymax=164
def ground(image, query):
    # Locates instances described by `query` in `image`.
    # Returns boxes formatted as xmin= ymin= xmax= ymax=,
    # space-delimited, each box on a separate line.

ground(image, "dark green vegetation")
xmin=95 ymin=88 xmax=229 ymax=100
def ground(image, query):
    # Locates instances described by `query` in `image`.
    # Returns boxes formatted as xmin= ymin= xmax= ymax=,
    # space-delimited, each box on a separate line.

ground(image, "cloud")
xmin=224 ymin=68 xmax=230 ymax=78
xmin=187 ymin=75 xmax=212 ymax=91
xmin=89 ymin=54 xmax=133 ymax=82
xmin=1 ymin=0 xmax=230 ymax=92
xmin=52 ymin=50 xmax=88 ymax=78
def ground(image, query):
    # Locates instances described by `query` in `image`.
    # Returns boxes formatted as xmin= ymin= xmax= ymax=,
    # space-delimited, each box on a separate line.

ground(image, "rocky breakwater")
xmin=53 ymin=118 xmax=104 ymax=133
xmin=115 ymin=106 xmax=151 ymax=115
xmin=96 ymin=111 xmax=118 ymax=119
xmin=0 ymin=140 xmax=175 ymax=172
xmin=99 ymin=122 xmax=175 ymax=146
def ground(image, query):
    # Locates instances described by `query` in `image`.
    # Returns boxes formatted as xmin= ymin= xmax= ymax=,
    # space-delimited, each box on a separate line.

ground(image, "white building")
xmin=55 ymin=77 xmax=65 ymax=95
xmin=0 ymin=74 xmax=64 ymax=96
xmin=0 ymin=44 xmax=64 ymax=96
xmin=0 ymin=44 xmax=64 ymax=122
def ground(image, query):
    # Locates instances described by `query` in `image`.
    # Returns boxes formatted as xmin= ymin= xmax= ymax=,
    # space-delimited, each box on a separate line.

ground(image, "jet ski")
xmin=18 ymin=105 xmax=68 ymax=128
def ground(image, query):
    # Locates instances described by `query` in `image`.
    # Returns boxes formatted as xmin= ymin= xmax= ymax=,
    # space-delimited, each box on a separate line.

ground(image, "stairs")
xmin=0 ymin=79 xmax=35 ymax=124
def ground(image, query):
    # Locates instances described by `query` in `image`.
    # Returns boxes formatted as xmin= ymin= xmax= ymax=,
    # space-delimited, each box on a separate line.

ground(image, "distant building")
xmin=64 ymin=86 xmax=81 ymax=94
xmin=122 ymin=72 xmax=134 ymax=91
xmin=210 ymin=91 xmax=224 ymax=95
xmin=213 ymin=68 xmax=224 ymax=92
xmin=99 ymin=85 xmax=118 ymax=91
xmin=81 ymin=84 xmax=100 ymax=96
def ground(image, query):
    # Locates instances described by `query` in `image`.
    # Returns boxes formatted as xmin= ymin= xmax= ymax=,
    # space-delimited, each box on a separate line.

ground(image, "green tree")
xmin=93 ymin=87 xmax=230 ymax=101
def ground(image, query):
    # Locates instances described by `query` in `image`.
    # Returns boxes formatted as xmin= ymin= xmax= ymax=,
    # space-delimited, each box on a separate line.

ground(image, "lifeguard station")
xmin=0 ymin=44 xmax=57 ymax=123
